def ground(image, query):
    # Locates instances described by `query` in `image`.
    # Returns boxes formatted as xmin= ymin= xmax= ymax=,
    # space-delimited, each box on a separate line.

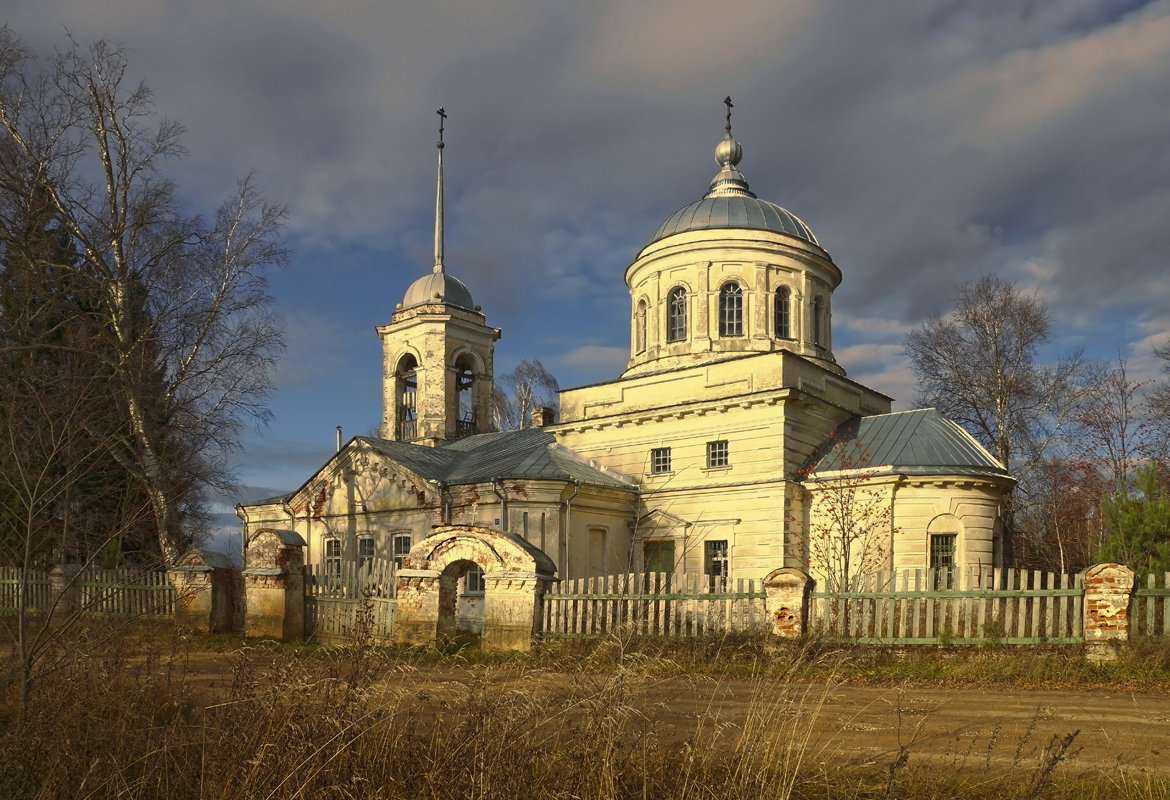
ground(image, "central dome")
xmin=651 ymin=195 xmax=819 ymax=246
xmin=648 ymin=129 xmax=819 ymax=247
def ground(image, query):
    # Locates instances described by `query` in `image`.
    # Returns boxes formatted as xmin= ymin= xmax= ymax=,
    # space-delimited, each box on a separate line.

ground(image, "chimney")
xmin=532 ymin=406 xmax=556 ymax=428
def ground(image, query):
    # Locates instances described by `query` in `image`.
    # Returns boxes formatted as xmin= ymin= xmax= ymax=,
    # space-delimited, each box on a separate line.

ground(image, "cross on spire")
xmin=724 ymin=96 xmax=733 ymax=132
xmin=437 ymin=107 xmax=447 ymax=148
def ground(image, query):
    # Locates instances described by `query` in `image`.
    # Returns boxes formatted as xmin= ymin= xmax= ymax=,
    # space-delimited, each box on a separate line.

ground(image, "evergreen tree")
xmin=1097 ymin=462 xmax=1170 ymax=576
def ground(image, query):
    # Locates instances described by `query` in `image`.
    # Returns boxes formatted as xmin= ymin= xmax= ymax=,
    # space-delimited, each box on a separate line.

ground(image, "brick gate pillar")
xmin=169 ymin=549 xmax=238 ymax=634
xmin=482 ymin=571 xmax=556 ymax=651
xmin=242 ymin=529 xmax=306 ymax=641
xmin=47 ymin=564 xmax=83 ymax=620
xmin=763 ymin=568 xmax=812 ymax=639
xmin=1082 ymin=562 xmax=1135 ymax=661
xmin=394 ymin=569 xmax=442 ymax=646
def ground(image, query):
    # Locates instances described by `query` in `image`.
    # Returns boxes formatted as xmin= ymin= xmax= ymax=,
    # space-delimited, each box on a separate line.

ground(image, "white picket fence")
xmin=0 ymin=566 xmax=53 ymax=612
xmin=809 ymin=567 xmax=1083 ymax=644
xmin=0 ymin=565 xmax=174 ymax=617
xmin=542 ymin=572 xmax=767 ymax=637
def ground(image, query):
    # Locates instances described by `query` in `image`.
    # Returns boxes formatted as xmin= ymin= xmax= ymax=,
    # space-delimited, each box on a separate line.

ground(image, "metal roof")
xmin=650 ymin=195 xmax=820 ymax=247
xmin=647 ymin=124 xmax=820 ymax=248
xmin=805 ymin=408 xmax=1012 ymax=481
xmin=357 ymin=428 xmax=633 ymax=489
xmin=400 ymin=270 xmax=476 ymax=311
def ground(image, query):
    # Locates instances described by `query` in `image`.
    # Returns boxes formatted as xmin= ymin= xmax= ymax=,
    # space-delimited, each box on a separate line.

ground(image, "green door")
xmin=643 ymin=540 xmax=675 ymax=576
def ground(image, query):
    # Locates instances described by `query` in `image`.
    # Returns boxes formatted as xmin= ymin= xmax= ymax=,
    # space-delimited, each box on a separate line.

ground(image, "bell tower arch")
xmin=377 ymin=108 xmax=500 ymax=445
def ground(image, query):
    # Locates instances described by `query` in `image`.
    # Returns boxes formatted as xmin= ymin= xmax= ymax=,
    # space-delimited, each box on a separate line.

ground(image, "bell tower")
xmin=376 ymin=108 xmax=500 ymax=445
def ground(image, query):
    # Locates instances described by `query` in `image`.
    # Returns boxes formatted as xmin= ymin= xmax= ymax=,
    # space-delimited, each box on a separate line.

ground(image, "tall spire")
xmin=433 ymin=107 xmax=446 ymax=274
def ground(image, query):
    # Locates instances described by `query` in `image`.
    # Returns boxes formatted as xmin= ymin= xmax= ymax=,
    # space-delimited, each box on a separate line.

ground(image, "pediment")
xmin=636 ymin=508 xmax=691 ymax=533
xmin=285 ymin=438 xmax=434 ymax=518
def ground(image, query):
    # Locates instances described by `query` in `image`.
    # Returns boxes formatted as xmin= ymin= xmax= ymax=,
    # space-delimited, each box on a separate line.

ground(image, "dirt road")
xmin=177 ymin=651 xmax=1170 ymax=778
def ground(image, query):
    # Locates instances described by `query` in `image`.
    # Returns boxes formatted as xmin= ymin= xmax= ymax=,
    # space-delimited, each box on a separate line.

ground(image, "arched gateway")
xmin=394 ymin=525 xmax=557 ymax=650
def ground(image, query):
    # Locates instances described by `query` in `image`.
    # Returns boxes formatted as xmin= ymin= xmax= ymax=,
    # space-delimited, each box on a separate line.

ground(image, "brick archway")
xmin=395 ymin=525 xmax=557 ymax=650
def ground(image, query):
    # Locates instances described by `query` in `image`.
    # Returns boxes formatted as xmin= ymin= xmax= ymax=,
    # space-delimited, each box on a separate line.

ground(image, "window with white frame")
xmin=718 ymin=282 xmax=744 ymax=337
xmin=357 ymin=536 xmax=375 ymax=571
xmin=324 ymin=538 xmax=342 ymax=576
xmin=666 ymin=287 xmax=687 ymax=343
xmin=706 ymin=440 xmax=729 ymax=469
xmin=705 ymin=540 xmax=729 ymax=591
xmin=392 ymin=533 xmax=412 ymax=570
xmin=464 ymin=565 xmax=485 ymax=594
xmin=650 ymin=447 xmax=672 ymax=474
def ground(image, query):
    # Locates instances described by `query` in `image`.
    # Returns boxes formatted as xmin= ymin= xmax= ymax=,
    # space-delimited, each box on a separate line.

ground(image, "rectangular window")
xmin=650 ymin=447 xmax=672 ymax=474
xmin=392 ymin=533 xmax=412 ymax=570
xmin=705 ymin=540 xmax=729 ymax=591
xmin=324 ymin=538 xmax=342 ymax=576
xmin=357 ymin=536 xmax=375 ymax=571
xmin=706 ymin=440 xmax=729 ymax=469
xmin=464 ymin=565 xmax=485 ymax=594
xmin=930 ymin=533 xmax=956 ymax=590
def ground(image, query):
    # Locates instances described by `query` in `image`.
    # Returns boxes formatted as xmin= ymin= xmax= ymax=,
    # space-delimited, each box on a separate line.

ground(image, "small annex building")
xmin=237 ymin=104 xmax=1014 ymax=610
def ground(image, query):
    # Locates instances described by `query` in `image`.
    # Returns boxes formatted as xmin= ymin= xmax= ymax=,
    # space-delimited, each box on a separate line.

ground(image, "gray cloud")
xmin=5 ymin=0 xmax=1170 ymax=486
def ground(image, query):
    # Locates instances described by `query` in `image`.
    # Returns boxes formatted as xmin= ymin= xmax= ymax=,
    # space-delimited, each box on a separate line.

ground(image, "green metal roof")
xmin=358 ymin=428 xmax=634 ymax=489
xmin=805 ymin=409 xmax=1012 ymax=481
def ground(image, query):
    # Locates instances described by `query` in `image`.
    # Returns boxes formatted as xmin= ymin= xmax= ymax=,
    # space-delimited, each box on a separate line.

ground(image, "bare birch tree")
xmin=905 ymin=274 xmax=1084 ymax=563
xmin=0 ymin=29 xmax=286 ymax=564
xmin=800 ymin=444 xmax=895 ymax=597
xmin=492 ymin=359 xmax=559 ymax=430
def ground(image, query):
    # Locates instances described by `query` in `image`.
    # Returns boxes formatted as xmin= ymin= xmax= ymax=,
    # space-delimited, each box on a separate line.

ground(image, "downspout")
xmin=235 ymin=503 xmax=249 ymax=567
xmin=491 ymin=478 xmax=509 ymax=532
xmin=433 ymin=480 xmax=450 ymax=526
xmin=562 ymin=480 xmax=580 ymax=579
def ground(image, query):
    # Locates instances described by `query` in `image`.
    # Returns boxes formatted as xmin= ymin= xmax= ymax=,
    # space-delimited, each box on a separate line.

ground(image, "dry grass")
xmin=0 ymin=629 xmax=1167 ymax=799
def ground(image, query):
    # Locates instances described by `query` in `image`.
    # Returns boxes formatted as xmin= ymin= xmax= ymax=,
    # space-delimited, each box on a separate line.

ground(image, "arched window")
xmin=454 ymin=356 xmax=476 ymax=438
xmin=635 ymin=299 xmax=647 ymax=354
xmin=666 ymin=287 xmax=687 ymax=343
xmin=396 ymin=354 xmax=418 ymax=440
xmin=774 ymin=287 xmax=791 ymax=339
xmin=812 ymin=296 xmax=824 ymax=346
xmin=718 ymin=282 xmax=743 ymax=337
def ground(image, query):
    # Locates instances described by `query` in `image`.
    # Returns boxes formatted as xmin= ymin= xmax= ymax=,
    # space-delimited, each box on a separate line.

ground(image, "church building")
xmin=237 ymin=102 xmax=1013 ymax=599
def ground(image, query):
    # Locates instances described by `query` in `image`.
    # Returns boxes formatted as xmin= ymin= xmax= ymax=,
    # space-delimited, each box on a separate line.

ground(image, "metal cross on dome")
xmin=724 ymin=96 xmax=733 ymax=132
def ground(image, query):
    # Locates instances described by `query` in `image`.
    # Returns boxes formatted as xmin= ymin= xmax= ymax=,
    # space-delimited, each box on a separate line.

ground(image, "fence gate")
xmin=304 ymin=560 xmax=397 ymax=645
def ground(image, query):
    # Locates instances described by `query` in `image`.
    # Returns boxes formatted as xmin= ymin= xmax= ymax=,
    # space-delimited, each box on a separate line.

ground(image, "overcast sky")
xmin=6 ymin=1 xmax=1170 ymax=513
